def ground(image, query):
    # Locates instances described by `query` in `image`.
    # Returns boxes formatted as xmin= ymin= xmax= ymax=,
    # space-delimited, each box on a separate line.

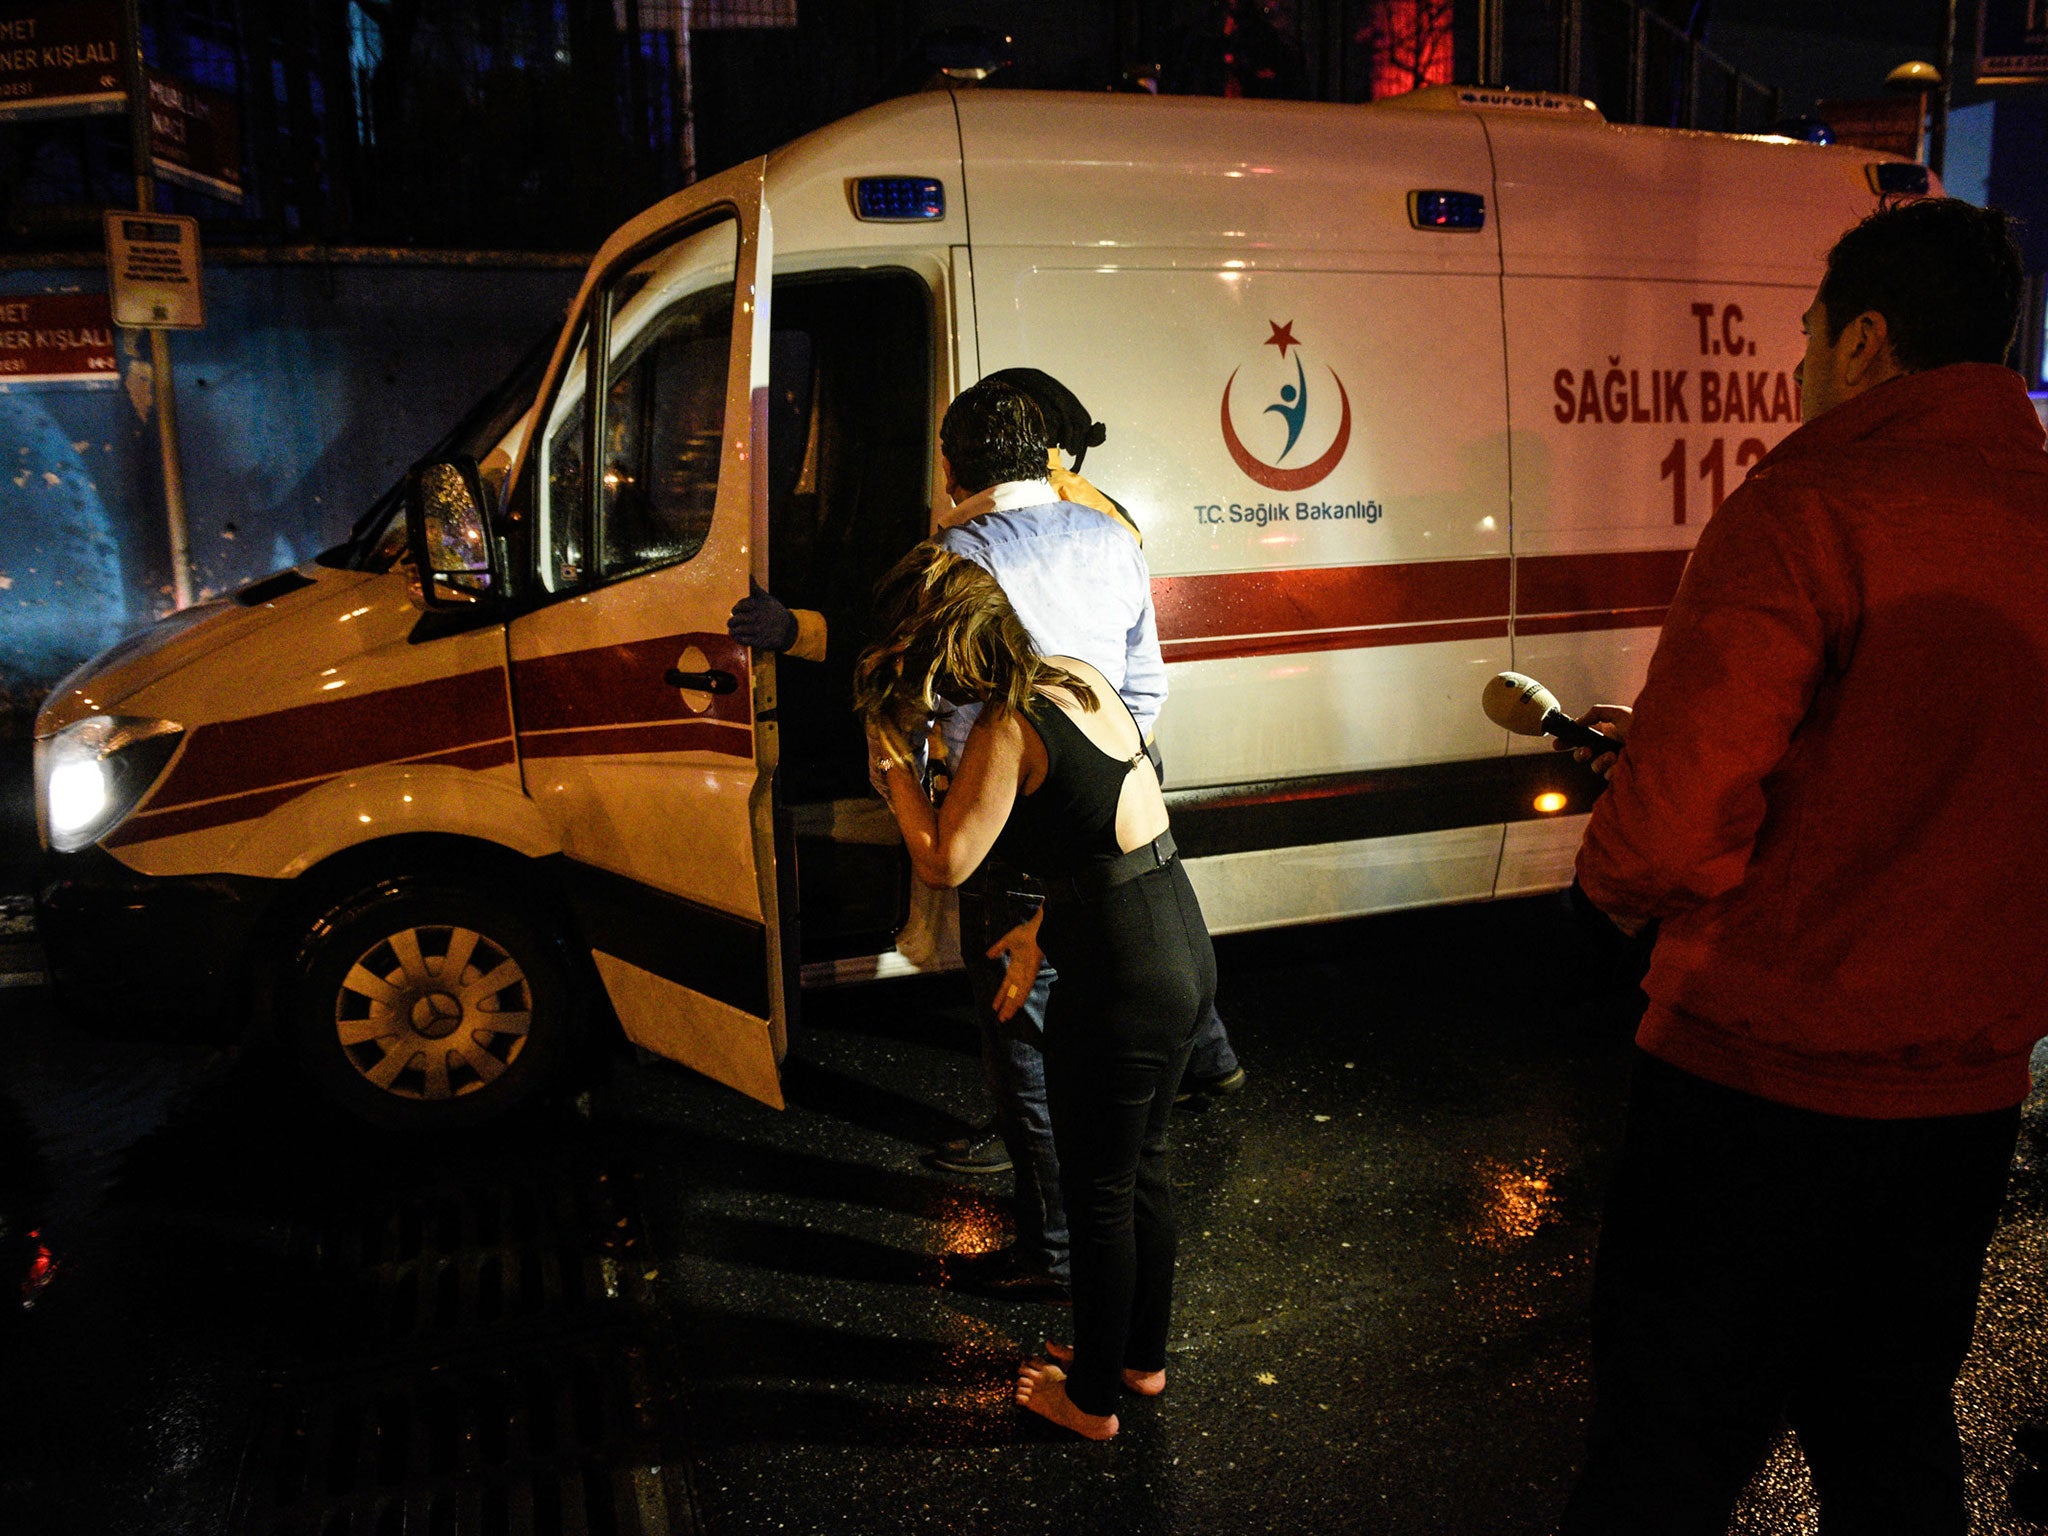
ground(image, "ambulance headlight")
xmin=40 ymin=715 xmax=184 ymax=852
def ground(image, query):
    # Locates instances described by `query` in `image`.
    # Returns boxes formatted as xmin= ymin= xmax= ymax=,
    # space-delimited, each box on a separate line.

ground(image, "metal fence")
xmin=1492 ymin=0 xmax=1781 ymax=131
xmin=1566 ymin=0 xmax=1780 ymax=131
xmin=1187 ymin=0 xmax=1783 ymax=131
xmin=2 ymin=0 xmax=729 ymax=254
xmin=0 ymin=0 xmax=1787 ymax=259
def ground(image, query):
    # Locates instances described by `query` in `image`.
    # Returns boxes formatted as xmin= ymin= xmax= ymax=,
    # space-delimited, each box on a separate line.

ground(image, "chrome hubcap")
xmin=333 ymin=925 xmax=532 ymax=1101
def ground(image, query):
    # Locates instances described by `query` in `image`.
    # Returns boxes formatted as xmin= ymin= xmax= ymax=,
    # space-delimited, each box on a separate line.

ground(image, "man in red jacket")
xmin=1558 ymin=198 xmax=2048 ymax=1535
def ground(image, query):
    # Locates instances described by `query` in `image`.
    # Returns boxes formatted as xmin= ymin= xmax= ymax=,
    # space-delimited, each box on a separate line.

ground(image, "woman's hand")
xmin=1553 ymin=703 xmax=1632 ymax=778
xmin=986 ymin=908 xmax=1045 ymax=1022
xmin=866 ymin=702 xmax=1024 ymax=890
xmin=866 ymin=720 xmax=911 ymax=799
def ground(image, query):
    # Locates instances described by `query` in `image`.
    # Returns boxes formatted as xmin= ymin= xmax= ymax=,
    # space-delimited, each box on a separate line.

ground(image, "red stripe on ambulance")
xmin=1155 ymin=550 xmax=1688 ymax=662
xmin=1515 ymin=549 xmax=1691 ymax=619
xmin=517 ymin=720 xmax=752 ymax=760
xmin=143 ymin=668 xmax=512 ymax=812
xmin=510 ymin=632 xmax=750 ymax=733
xmin=110 ymin=736 xmax=518 ymax=847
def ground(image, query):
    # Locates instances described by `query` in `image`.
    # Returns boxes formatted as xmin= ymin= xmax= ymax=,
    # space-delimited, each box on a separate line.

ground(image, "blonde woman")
xmin=856 ymin=544 xmax=1217 ymax=1441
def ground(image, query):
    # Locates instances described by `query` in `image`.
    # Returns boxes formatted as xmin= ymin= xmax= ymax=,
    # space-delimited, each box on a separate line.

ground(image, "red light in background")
xmin=1359 ymin=0 xmax=1455 ymax=101
xmin=21 ymin=1229 xmax=58 ymax=1308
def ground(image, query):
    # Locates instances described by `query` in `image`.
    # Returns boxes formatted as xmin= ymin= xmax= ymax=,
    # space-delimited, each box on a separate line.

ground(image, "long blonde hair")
xmin=853 ymin=543 xmax=1098 ymax=725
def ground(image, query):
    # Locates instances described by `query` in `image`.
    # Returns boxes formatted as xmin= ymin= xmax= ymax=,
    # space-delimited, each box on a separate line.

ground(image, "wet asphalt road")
xmin=4 ymin=895 xmax=2048 ymax=1534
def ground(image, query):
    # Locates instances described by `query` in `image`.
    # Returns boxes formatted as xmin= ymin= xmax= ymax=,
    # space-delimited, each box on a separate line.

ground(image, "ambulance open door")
xmin=504 ymin=160 xmax=792 ymax=1108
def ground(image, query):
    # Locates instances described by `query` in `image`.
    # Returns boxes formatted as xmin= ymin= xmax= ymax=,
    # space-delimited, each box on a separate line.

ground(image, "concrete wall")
xmin=0 ymin=259 xmax=581 ymax=722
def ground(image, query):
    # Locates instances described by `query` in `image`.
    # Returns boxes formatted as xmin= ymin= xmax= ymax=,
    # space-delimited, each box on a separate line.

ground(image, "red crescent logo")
xmin=1220 ymin=367 xmax=1353 ymax=491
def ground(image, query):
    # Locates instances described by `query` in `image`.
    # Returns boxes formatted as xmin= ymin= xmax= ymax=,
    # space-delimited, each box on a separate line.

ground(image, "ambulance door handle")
xmin=664 ymin=666 xmax=739 ymax=694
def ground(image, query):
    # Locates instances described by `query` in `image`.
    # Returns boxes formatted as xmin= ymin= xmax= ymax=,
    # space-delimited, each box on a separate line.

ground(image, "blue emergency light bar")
xmin=854 ymin=177 xmax=946 ymax=221
xmin=1409 ymin=190 xmax=1487 ymax=231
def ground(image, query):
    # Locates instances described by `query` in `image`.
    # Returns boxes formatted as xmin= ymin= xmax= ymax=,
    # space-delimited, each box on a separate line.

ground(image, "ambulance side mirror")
xmin=405 ymin=457 xmax=499 ymax=610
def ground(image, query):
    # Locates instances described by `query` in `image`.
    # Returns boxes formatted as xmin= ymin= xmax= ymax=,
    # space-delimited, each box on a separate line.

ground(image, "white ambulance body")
xmin=32 ymin=87 xmax=1906 ymax=1126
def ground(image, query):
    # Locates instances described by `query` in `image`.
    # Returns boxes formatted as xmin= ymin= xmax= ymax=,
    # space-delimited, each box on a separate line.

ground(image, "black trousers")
xmin=1562 ymin=1053 xmax=2020 ymax=1536
xmin=1040 ymin=858 xmax=1217 ymax=1418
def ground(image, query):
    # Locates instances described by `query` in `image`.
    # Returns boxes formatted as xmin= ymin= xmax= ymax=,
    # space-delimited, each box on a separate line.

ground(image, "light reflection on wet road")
xmin=2 ymin=895 xmax=2047 ymax=1533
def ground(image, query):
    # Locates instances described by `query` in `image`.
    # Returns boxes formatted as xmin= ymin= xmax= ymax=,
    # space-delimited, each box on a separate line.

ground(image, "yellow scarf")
xmin=1047 ymin=453 xmax=1142 ymax=546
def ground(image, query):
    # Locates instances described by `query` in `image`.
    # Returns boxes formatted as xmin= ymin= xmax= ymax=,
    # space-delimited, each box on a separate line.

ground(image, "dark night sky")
xmin=1691 ymin=0 xmax=1987 ymax=113
xmin=1709 ymin=0 xmax=1942 ymax=43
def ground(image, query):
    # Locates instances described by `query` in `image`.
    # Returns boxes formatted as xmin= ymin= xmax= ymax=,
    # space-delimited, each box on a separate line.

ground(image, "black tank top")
xmin=993 ymin=692 xmax=1150 ymax=878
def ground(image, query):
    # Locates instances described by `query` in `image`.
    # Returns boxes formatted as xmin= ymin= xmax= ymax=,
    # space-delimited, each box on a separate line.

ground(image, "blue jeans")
xmin=1187 ymin=1002 xmax=1238 ymax=1081
xmin=960 ymin=871 xmax=1069 ymax=1280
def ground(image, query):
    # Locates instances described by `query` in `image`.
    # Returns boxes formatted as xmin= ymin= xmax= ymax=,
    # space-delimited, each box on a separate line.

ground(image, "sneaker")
xmin=923 ymin=1129 xmax=1013 ymax=1175
xmin=1176 ymin=1066 xmax=1248 ymax=1105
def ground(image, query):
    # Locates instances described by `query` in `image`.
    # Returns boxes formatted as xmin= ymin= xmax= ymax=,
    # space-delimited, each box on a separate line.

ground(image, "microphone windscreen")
xmin=1483 ymin=671 xmax=1562 ymax=737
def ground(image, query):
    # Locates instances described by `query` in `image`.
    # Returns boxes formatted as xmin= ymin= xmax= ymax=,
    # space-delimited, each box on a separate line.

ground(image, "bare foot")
xmin=1043 ymin=1340 xmax=1166 ymax=1397
xmin=1016 ymin=1360 xmax=1119 ymax=1440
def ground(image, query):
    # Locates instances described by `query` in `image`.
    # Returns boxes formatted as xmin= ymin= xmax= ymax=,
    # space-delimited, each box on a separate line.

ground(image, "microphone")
xmin=1483 ymin=671 xmax=1623 ymax=757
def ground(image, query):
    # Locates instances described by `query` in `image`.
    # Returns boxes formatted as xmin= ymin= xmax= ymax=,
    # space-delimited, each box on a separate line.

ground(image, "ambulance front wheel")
xmin=287 ymin=877 xmax=586 ymax=1131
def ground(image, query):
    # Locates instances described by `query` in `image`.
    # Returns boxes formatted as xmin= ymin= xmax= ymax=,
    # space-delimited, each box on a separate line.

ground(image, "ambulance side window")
xmin=536 ymin=215 xmax=737 ymax=593
xmin=541 ymin=329 xmax=590 ymax=591
xmin=598 ymin=287 xmax=731 ymax=578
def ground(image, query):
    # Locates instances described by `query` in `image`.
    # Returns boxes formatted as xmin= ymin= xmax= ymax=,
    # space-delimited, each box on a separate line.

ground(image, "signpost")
xmin=1978 ymin=0 xmax=2048 ymax=84
xmin=0 ymin=292 xmax=117 ymax=386
xmin=0 ymin=6 xmax=242 ymax=199
xmin=0 ymin=1 xmax=240 ymax=607
xmin=145 ymin=68 xmax=239 ymax=201
xmin=0 ymin=0 xmax=122 ymax=120
xmin=104 ymin=211 xmax=203 ymax=328
xmin=114 ymin=0 xmax=192 ymax=608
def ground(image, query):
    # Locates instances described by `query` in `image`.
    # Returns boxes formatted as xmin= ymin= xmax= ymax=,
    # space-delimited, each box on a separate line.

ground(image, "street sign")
xmin=0 ymin=8 xmax=244 ymax=203
xmin=1979 ymin=0 xmax=2048 ymax=82
xmin=104 ymin=210 xmax=203 ymax=329
xmin=0 ymin=0 xmax=122 ymax=120
xmin=0 ymin=291 xmax=118 ymax=386
xmin=146 ymin=68 xmax=241 ymax=202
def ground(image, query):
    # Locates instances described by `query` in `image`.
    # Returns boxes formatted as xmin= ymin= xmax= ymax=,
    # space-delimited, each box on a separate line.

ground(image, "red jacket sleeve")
xmin=1576 ymin=476 xmax=1845 ymax=925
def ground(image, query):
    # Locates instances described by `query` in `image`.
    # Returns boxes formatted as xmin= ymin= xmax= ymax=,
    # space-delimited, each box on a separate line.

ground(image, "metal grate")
xmin=230 ymin=1160 xmax=694 ymax=1536
xmin=645 ymin=0 xmax=799 ymax=29
xmin=247 ymin=1360 xmax=685 ymax=1536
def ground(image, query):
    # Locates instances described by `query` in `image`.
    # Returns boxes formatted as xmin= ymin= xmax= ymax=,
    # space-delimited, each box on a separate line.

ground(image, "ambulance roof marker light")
xmin=853 ymin=177 xmax=945 ymax=222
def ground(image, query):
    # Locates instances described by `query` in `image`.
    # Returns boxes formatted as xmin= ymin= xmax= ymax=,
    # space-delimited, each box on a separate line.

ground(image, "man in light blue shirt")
xmin=930 ymin=486 xmax=1166 ymax=769
xmin=920 ymin=377 xmax=1192 ymax=1301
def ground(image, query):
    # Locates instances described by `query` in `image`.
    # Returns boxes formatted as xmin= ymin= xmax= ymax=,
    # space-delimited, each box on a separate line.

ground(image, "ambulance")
xmin=31 ymin=85 xmax=1918 ymax=1127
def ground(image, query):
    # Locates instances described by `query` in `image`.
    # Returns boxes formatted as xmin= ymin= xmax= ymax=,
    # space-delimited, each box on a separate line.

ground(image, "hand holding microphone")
xmin=1482 ymin=672 xmax=1631 ymax=777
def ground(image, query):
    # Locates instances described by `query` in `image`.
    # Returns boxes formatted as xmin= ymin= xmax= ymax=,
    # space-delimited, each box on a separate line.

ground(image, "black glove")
xmin=727 ymin=582 xmax=799 ymax=652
